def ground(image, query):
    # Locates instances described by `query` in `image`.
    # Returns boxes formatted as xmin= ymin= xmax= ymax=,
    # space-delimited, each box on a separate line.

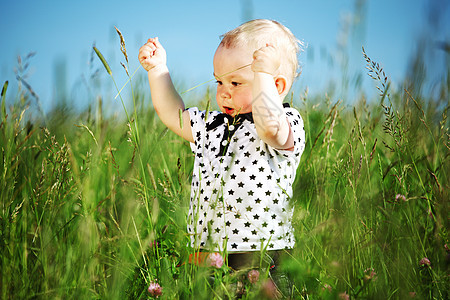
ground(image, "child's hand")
xmin=251 ymin=44 xmax=281 ymax=75
xmin=138 ymin=37 xmax=167 ymax=72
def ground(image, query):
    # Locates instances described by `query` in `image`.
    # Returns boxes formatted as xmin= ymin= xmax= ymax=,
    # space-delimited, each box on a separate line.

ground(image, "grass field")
xmin=0 ymin=38 xmax=448 ymax=299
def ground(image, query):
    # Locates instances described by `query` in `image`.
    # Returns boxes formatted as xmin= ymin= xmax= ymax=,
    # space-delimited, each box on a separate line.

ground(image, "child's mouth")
xmin=224 ymin=107 xmax=234 ymax=115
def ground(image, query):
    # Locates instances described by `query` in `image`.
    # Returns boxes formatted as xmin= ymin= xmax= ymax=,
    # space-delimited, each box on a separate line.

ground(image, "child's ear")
xmin=274 ymin=75 xmax=288 ymax=96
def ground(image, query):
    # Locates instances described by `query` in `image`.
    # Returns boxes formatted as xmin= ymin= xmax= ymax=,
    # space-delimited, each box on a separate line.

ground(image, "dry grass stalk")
xmin=114 ymin=26 xmax=128 ymax=63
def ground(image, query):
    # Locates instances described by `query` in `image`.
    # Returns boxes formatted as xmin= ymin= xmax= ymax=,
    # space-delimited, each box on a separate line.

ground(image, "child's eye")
xmin=231 ymin=81 xmax=240 ymax=87
xmin=215 ymin=80 xmax=222 ymax=85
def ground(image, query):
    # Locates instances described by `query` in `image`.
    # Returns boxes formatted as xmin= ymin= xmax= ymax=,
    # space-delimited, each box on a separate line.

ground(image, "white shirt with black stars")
xmin=186 ymin=106 xmax=305 ymax=252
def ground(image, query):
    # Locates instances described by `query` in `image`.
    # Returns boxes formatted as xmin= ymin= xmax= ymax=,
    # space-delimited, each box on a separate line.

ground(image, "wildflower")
xmin=207 ymin=252 xmax=224 ymax=268
xmin=409 ymin=291 xmax=416 ymax=297
xmin=395 ymin=194 xmax=406 ymax=202
xmin=339 ymin=291 xmax=350 ymax=300
xmin=322 ymin=284 xmax=332 ymax=292
xmin=247 ymin=269 xmax=260 ymax=284
xmin=148 ymin=281 xmax=162 ymax=298
xmin=363 ymin=268 xmax=377 ymax=282
xmin=419 ymin=257 xmax=431 ymax=267
xmin=261 ymin=279 xmax=280 ymax=299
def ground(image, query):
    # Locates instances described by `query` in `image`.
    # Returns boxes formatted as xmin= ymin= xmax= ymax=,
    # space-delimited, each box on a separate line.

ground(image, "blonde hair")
xmin=219 ymin=19 xmax=304 ymax=86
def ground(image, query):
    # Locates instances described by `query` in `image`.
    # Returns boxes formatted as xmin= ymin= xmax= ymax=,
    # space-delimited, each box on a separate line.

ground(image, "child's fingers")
xmin=153 ymin=37 xmax=163 ymax=48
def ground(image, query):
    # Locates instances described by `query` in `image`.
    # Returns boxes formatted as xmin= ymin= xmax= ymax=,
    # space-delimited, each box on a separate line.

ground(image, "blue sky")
xmin=1 ymin=0 xmax=448 ymax=112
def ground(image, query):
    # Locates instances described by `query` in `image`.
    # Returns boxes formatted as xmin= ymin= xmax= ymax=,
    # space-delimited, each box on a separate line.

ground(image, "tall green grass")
xmin=0 ymin=37 xmax=448 ymax=299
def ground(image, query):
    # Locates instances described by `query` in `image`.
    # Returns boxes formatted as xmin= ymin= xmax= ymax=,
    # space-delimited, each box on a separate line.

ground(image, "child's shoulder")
xmin=187 ymin=107 xmax=221 ymax=120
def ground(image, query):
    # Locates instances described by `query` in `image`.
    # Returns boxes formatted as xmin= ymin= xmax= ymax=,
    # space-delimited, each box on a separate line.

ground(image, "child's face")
xmin=213 ymin=45 xmax=254 ymax=116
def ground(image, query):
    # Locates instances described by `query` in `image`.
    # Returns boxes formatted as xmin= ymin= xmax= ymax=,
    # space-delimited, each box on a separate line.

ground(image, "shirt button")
xmin=222 ymin=140 xmax=228 ymax=146
xmin=229 ymin=125 xmax=235 ymax=131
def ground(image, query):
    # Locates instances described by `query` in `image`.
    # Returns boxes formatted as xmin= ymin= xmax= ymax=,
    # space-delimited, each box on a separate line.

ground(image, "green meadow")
xmin=0 ymin=33 xmax=448 ymax=299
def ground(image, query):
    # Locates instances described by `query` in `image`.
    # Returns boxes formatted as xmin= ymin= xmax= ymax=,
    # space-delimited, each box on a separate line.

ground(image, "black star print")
xmin=265 ymin=190 xmax=271 ymax=196
xmin=244 ymin=151 xmax=250 ymax=157
xmin=244 ymin=132 xmax=250 ymax=136
xmin=234 ymin=213 xmax=241 ymax=219
xmin=230 ymin=174 xmax=236 ymax=180
xmin=271 ymin=214 xmax=277 ymax=219
xmin=232 ymin=228 xmax=239 ymax=234
xmin=231 ymin=243 xmax=238 ymax=249
xmin=242 ymin=237 xmax=249 ymax=242
xmin=246 ymin=206 xmax=252 ymax=212
xmin=252 ymin=160 xmax=258 ymax=165
xmin=251 ymin=244 xmax=257 ymax=249
xmin=270 ymin=229 xmax=275 ymax=234
xmin=253 ymin=214 xmax=260 ymax=220
xmin=258 ymin=166 xmax=265 ymax=172
xmin=262 ymin=222 xmax=268 ymax=228
xmin=217 ymin=212 xmax=223 ymax=218
xmin=255 ymin=198 xmax=262 ymax=204
xmin=267 ymin=174 xmax=272 ymax=180
xmin=234 ymin=159 xmax=240 ymax=165
xmin=228 ymin=190 xmax=234 ymax=195
xmin=264 ymin=207 xmax=270 ymax=212
xmin=240 ymin=166 xmax=246 ymax=172
xmin=250 ymin=137 xmax=255 ymax=142
xmin=239 ymin=145 xmax=244 ymax=150
xmin=236 ymin=197 xmax=243 ymax=203
xmin=249 ymin=174 xmax=256 ymax=180
xmin=244 ymin=222 xmax=251 ymax=227
xmin=215 ymin=228 xmax=220 ymax=233
xmin=248 ymin=190 xmax=254 ymax=196
xmin=273 ymin=199 xmax=279 ymax=204
xmin=238 ymin=182 xmax=244 ymax=188
xmin=226 ymin=221 xmax=231 ymax=227
xmin=256 ymin=183 xmax=263 ymax=188
xmin=251 ymin=230 xmax=257 ymax=235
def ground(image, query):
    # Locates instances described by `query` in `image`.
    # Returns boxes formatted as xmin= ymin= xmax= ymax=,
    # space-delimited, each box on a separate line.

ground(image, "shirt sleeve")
xmin=186 ymin=107 xmax=204 ymax=153
xmin=186 ymin=107 xmax=221 ymax=154
xmin=273 ymin=107 xmax=306 ymax=158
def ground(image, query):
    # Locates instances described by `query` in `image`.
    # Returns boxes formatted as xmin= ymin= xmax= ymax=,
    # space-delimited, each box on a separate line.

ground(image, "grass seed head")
xmin=114 ymin=26 xmax=128 ymax=63
xmin=93 ymin=46 xmax=112 ymax=75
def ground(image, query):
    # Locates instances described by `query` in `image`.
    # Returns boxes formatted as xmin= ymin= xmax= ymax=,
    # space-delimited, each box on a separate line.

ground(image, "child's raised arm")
xmin=251 ymin=44 xmax=294 ymax=150
xmin=138 ymin=38 xmax=194 ymax=143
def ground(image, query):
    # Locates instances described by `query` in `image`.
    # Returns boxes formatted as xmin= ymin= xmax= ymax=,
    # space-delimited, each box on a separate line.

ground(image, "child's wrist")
xmin=148 ymin=64 xmax=169 ymax=77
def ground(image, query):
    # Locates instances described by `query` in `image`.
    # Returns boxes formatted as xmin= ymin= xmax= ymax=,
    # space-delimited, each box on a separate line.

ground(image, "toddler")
xmin=139 ymin=19 xmax=305 ymax=273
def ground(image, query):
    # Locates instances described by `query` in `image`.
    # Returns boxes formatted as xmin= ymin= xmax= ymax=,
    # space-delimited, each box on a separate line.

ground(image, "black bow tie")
xmin=206 ymin=112 xmax=254 ymax=156
xmin=205 ymin=104 xmax=290 ymax=157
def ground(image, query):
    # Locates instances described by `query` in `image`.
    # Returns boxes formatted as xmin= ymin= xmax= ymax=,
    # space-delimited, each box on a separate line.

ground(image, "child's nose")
xmin=219 ymin=87 xmax=231 ymax=99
